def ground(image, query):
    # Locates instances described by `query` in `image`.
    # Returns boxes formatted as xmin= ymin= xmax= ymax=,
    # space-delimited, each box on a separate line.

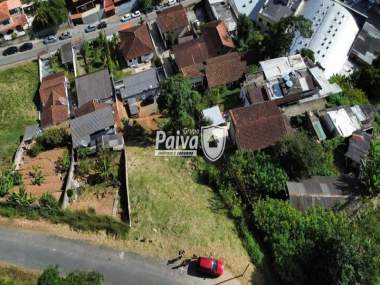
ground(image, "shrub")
xmin=7 ymin=185 xmax=36 ymax=208
xmin=273 ymin=132 xmax=335 ymax=179
xmin=75 ymin=159 xmax=92 ymax=177
xmin=36 ymin=128 xmax=70 ymax=150
xmin=30 ymin=166 xmax=44 ymax=186
xmin=0 ymin=168 xmax=22 ymax=197
xmin=38 ymin=265 xmax=104 ymax=285
xmin=77 ymin=147 xmax=90 ymax=159
xmin=56 ymin=150 xmax=70 ymax=173
xmin=39 ymin=192 xmax=60 ymax=214
xmin=28 ymin=143 xmax=43 ymax=157
xmin=228 ymin=151 xmax=288 ymax=199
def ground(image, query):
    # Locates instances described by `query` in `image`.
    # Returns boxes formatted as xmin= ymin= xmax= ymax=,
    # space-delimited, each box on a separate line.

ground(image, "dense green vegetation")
xmin=272 ymin=132 xmax=336 ymax=179
xmin=252 ymin=199 xmax=379 ymax=285
xmin=82 ymin=33 xmax=120 ymax=74
xmin=0 ymin=168 xmax=22 ymax=197
xmin=29 ymin=127 xmax=70 ymax=157
xmin=0 ymin=62 xmax=39 ymax=168
xmin=235 ymin=14 xmax=313 ymax=59
xmin=38 ymin=265 xmax=103 ymax=285
xmin=158 ymin=75 xmax=204 ymax=131
xmin=0 ymin=192 xmax=129 ymax=237
xmin=228 ymin=151 xmax=288 ymax=199
xmin=32 ymin=0 xmax=68 ymax=33
xmin=352 ymin=53 xmax=380 ymax=101
xmin=327 ymin=74 xmax=369 ymax=107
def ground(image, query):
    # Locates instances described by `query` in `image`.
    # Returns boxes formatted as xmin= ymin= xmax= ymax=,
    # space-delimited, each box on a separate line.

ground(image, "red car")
xmin=197 ymin=257 xmax=224 ymax=277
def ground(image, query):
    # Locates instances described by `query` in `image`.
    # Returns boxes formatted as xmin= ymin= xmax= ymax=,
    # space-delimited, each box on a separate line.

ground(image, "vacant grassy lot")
xmin=0 ymin=263 xmax=38 ymax=285
xmin=0 ymin=62 xmax=39 ymax=168
xmin=126 ymin=146 xmax=254 ymax=277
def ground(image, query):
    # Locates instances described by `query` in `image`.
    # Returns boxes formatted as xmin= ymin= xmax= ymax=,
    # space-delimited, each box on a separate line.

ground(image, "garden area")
xmin=71 ymin=149 xmax=122 ymax=218
xmin=0 ymin=62 xmax=39 ymax=169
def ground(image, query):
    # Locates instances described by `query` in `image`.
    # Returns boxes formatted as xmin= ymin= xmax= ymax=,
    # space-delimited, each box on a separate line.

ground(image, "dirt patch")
xmin=16 ymin=148 xmax=66 ymax=200
xmin=135 ymin=114 xmax=161 ymax=132
xmin=71 ymin=185 xmax=118 ymax=217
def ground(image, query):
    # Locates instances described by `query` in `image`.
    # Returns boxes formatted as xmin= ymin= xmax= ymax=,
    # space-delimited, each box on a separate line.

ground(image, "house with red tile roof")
xmin=202 ymin=20 xmax=235 ymax=55
xmin=181 ymin=52 xmax=247 ymax=89
xmin=157 ymin=5 xmax=189 ymax=48
xmin=39 ymin=73 xmax=70 ymax=129
xmin=229 ymin=101 xmax=293 ymax=151
xmin=173 ymin=20 xmax=235 ymax=74
xmin=118 ymin=23 xmax=155 ymax=67
xmin=0 ymin=0 xmax=28 ymax=38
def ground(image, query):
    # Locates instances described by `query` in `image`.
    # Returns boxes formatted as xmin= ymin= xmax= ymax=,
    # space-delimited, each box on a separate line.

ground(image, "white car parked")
xmin=168 ymin=0 xmax=176 ymax=6
xmin=131 ymin=10 xmax=141 ymax=18
xmin=121 ymin=13 xmax=131 ymax=22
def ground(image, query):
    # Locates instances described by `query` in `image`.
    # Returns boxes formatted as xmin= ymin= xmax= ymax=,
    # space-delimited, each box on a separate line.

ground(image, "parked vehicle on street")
xmin=121 ymin=13 xmax=131 ymax=22
xmin=19 ymin=42 xmax=33 ymax=52
xmin=197 ymin=257 xmax=224 ymax=277
xmin=59 ymin=31 xmax=72 ymax=40
xmin=2 ymin=46 xmax=18 ymax=56
xmin=168 ymin=0 xmax=176 ymax=6
xmin=85 ymin=24 xmax=97 ymax=33
xmin=97 ymin=21 xmax=107 ymax=29
xmin=132 ymin=10 xmax=141 ymax=18
xmin=43 ymin=35 xmax=57 ymax=44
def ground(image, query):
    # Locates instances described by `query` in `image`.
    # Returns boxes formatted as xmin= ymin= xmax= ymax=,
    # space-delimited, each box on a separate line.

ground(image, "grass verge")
xmin=0 ymin=263 xmax=38 ymax=285
xmin=0 ymin=204 xmax=129 ymax=238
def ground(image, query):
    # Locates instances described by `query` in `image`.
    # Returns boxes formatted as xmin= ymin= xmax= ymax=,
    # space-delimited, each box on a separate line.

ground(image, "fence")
xmin=60 ymin=148 xmax=75 ymax=209
xmin=120 ymin=148 xmax=132 ymax=227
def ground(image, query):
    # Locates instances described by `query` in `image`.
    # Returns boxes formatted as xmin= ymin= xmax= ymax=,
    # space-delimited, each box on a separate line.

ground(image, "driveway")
xmin=0 ymin=226 xmax=242 ymax=285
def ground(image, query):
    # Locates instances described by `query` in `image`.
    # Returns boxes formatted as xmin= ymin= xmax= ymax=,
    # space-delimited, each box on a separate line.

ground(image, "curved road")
xmin=0 ymin=226 xmax=241 ymax=285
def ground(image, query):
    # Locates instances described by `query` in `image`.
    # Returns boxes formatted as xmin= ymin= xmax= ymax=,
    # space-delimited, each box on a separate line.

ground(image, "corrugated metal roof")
xmin=75 ymin=69 xmax=114 ymax=107
xmin=287 ymin=176 xmax=358 ymax=211
xmin=61 ymin=42 xmax=74 ymax=64
xmin=23 ymin=124 xmax=41 ymax=142
xmin=70 ymin=106 xmax=115 ymax=148
xmin=121 ymin=68 xmax=159 ymax=99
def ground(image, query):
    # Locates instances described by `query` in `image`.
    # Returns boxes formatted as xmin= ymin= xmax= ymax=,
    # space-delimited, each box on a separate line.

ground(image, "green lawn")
xmin=0 ymin=62 xmax=39 ymax=169
xmin=126 ymin=146 xmax=253 ymax=276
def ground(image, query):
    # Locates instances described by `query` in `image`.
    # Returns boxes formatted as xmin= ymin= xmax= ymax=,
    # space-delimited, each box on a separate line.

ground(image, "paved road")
xmin=0 ymin=0 xmax=201 ymax=69
xmin=0 ymin=226 xmax=241 ymax=285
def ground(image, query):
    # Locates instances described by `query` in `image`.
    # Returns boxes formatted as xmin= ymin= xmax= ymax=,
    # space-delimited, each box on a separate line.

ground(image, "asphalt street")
xmin=0 ymin=226 xmax=241 ymax=285
xmin=0 ymin=0 xmax=200 ymax=68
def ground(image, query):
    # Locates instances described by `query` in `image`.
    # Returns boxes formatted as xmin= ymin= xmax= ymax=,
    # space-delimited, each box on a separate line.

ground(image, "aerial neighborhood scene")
xmin=0 ymin=0 xmax=380 ymax=283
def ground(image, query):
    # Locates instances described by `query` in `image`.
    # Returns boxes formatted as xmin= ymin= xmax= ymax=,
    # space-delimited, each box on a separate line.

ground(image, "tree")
xmin=352 ymin=53 xmax=380 ymax=100
xmin=327 ymin=74 xmax=369 ymax=107
xmin=252 ymin=199 xmax=379 ymax=285
xmin=38 ymin=265 xmax=104 ymax=285
xmin=228 ymin=151 xmax=288 ymax=200
xmin=32 ymin=0 xmax=68 ymax=32
xmin=273 ymin=132 xmax=334 ymax=179
xmin=265 ymin=16 xmax=313 ymax=58
xmin=300 ymin=48 xmax=315 ymax=62
xmin=362 ymin=142 xmax=380 ymax=196
xmin=158 ymin=75 xmax=204 ymax=131
xmin=235 ymin=14 xmax=265 ymax=55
